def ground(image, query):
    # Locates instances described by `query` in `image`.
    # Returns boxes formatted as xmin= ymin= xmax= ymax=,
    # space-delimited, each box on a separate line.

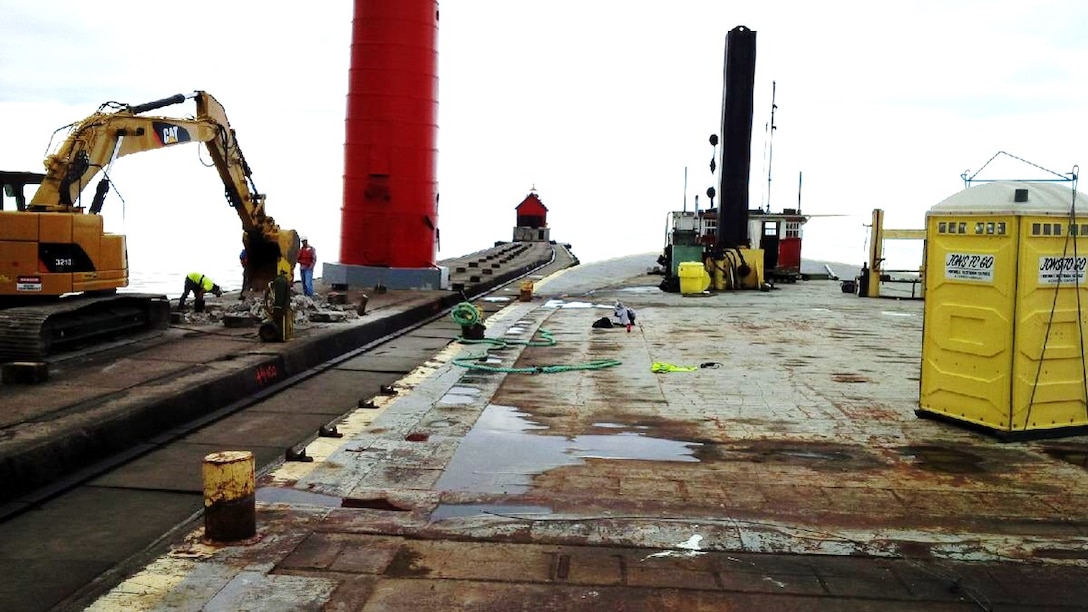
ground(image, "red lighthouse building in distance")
xmin=322 ymin=0 xmax=448 ymax=290
xmin=512 ymin=188 xmax=551 ymax=243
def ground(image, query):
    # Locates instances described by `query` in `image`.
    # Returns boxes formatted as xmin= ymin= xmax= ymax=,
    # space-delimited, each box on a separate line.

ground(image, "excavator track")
xmin=0 ymin=294 xmax=170 ymax=361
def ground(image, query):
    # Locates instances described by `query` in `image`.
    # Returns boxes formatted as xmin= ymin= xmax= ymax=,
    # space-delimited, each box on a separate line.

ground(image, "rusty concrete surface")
xmin=89 ymin=254 xmax=1088 ymax=610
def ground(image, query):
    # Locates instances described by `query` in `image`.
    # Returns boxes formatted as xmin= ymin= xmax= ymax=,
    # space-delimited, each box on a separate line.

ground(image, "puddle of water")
xmin=256 ymin=488 xmax=410 ymax=511
xmin=476 ymin=404 xmax=548 ymax=432
xmin=440 ymin=387 xmax=482 ymax=406
xmin=899 ymin=445 xmax=985 ymax=474
xmin=430 ymin=503 xmax=553 ymax=522
xmin=615 ymin=286 xmax=662 ymax=295
xmin=258 ymin=487 xmax=341 ymax=507
xmin=342 ymin=497 xmax=411 ymax=511
xmin=436 ymin=404 xmax=701 ymax=494
xmin=448 ymin=386 xmax=481 ymax=396
xmin=775 ymin=449 xmax=852 ymax=461
xmin=482 ymin=296 xmax=511 ymax=302
xmin=438 ymin=393 xmax=476 ymax=406
xmin=1042 ymin=447 xmax=1088 ymax=468
xmin=594 ymin=422 xmax=641 ymax=428
xmin=542 ymin=300 xmax=606 ymax=309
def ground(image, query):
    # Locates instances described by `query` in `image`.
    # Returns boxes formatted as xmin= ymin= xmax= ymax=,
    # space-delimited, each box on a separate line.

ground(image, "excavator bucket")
xmin=244 ymin=229 xmax=300 ymax=292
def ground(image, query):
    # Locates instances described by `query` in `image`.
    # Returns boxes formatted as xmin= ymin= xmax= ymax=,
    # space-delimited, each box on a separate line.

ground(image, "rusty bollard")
xmin=202 ymin=451 xmax=256 ymax=542
xmin=518 ymin=280 xmax=534 ymax=302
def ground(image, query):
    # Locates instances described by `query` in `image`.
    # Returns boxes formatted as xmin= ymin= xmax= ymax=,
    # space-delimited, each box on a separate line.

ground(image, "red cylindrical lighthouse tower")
xmin=339 ymin=0 xmax=439 ymax=269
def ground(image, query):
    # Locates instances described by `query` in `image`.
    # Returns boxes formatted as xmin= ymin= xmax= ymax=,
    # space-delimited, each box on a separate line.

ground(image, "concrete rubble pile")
xmin=175 ymin=293 xmax=361 ymax=328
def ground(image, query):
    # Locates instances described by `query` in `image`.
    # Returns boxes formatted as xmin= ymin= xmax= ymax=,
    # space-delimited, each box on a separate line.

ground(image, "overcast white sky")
xmin=2 ymin=0 xmax=1087 ymax=276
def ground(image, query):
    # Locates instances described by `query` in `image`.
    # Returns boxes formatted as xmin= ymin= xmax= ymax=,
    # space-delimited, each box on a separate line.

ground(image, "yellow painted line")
xmin=532 ymin=266 xmax=574 ymax=291
xmin=85 ymin=557 xmax=198 ymax=612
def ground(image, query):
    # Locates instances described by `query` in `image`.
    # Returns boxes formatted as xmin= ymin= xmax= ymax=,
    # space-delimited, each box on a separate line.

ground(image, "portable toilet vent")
xmin=919 ymin=181 xmax=1088 ymax=439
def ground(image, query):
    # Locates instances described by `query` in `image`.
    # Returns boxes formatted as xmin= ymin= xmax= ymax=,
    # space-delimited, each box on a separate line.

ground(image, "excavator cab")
xmin=1 ymin=171 xmax=45 ymax=211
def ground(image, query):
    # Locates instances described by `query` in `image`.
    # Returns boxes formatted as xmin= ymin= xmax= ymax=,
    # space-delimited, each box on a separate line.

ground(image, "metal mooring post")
xmin=202 ymin=450 xmax=256 ymax=541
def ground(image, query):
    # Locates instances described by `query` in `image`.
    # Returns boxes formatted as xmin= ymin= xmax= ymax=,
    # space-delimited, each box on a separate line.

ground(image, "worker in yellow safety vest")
xmin=178 ymin=272 xmax=223 ymax=312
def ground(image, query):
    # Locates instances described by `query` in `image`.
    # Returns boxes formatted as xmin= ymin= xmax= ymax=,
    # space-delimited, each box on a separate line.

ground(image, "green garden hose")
xmin=453 ymin=355 xmax=621 ymax=374
xmin=451 ymin=302 xmax=481 ymax=327
xmin=457 ymin=329 xmax=556 ymax=348
xmin=449 ymin=301 xmax=619 ymax=374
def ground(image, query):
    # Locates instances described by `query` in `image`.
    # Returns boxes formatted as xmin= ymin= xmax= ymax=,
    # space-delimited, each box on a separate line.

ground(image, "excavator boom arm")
xmin=29 ymin=91 xmax=298 ymax=289
xmin=32 ymin=112 xmax=219 ymax=211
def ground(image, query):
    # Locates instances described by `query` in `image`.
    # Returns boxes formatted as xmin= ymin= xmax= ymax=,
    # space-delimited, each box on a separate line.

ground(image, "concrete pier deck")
xmin=58 ymin=255 xmax=1088 ymax=609
xmin=0 ymin=241 xmax=559 ymax=509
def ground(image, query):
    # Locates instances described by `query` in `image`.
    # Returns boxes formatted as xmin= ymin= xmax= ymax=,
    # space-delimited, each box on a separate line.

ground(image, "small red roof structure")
xmin=515 ymin=188 xmax=548 ymax=229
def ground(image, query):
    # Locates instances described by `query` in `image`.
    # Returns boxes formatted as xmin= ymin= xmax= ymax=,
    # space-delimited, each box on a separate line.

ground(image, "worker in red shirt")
xmin=239 ymin=248 xmax=250 ymax=299
xmin=297 ymin=236 xmax=317 ymax=297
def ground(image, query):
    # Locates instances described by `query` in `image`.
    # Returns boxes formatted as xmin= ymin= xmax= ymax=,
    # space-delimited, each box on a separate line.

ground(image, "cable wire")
xmin=1024 ymin=171 xmax=1087 ymax=427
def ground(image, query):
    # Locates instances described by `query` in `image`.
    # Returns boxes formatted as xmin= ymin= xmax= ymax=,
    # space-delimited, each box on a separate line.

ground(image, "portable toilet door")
xmin=919 ymin=181 xmax=1088 ymax=439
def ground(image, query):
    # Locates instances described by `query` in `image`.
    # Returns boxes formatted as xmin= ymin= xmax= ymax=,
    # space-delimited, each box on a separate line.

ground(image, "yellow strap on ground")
xmin=651 ymin=361 xmax=698 ymax=373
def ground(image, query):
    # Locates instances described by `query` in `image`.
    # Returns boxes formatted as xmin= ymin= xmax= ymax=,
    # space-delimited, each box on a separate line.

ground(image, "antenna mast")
xmin=766 ymin=81 xmax=777 ymax=213
xmin=797 ymin=170 xmax=803 ymax=214
xmin=683 ymin=166 xmax=688 ymax=212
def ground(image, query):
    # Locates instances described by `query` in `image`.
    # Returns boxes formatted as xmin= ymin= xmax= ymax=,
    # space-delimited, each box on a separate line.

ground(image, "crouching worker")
xmin=178 ymin=272 xmax=223 ymax=312
xmin=614 ymin=301 xmax=637 ymax=333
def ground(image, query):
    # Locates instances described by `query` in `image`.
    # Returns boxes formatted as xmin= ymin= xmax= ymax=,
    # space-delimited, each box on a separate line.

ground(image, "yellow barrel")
xmin=202 ymin=450 xmax=256 ymax=541
xmin=519 ymin=280 xmax=534 ymax=302
xmin=678 ymin=261 xmax=711 ymax=295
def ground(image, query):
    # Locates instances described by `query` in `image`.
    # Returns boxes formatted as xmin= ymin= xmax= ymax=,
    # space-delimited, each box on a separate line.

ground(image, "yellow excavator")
xmin=0 ymin=91 xmax=299 ymax=360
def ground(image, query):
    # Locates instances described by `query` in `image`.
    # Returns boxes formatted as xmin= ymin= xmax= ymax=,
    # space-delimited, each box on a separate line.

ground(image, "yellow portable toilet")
xmin=678 ymin=261 xmax=711 ymax=295
xmin=919 ymin=181 xmax=1088 ymax=438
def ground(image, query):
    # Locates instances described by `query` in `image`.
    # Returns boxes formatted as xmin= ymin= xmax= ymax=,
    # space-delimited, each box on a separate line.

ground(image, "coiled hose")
xmin=450 ymin=302 xmax=481 ymax=327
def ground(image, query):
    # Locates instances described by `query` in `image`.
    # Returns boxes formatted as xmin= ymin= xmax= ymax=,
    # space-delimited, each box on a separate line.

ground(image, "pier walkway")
xmin=50 ymin=255 xmax=1088 ymax=609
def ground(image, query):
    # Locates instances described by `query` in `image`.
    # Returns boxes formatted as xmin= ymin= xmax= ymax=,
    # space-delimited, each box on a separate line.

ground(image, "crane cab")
xmin=749 ymin=208 xmax=808 ymax=283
